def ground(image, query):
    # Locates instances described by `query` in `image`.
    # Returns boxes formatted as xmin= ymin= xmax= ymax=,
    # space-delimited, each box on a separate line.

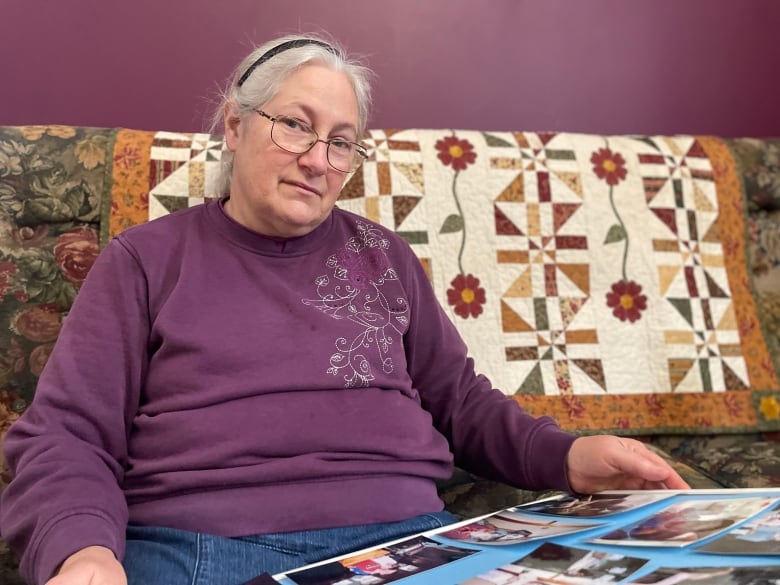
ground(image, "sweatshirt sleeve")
xmin=0 ymin=238 xmax=148 ymax=585
xmin=398 ymin=243 xmax=577 ymax=492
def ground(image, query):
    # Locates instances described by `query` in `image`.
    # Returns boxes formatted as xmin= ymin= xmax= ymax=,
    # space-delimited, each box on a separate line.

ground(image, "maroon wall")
xmin=2 ymin=0 xmax=778 ymax=136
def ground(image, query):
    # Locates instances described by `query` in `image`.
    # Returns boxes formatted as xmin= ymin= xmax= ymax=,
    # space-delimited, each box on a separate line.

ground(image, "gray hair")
xmin=209 ymin=34 xmax=374 ymax=196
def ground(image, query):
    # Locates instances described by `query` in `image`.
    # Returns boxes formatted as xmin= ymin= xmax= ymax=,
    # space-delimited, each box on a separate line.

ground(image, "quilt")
xmin=104 ymin=128 xmax=780 ymax=435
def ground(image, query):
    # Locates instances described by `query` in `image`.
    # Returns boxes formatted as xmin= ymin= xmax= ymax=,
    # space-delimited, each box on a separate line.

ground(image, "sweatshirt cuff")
xmin=532 ymin=425 xmax=578 ymax=493
xmin=32 ymin=514 xmax=123 ymax=585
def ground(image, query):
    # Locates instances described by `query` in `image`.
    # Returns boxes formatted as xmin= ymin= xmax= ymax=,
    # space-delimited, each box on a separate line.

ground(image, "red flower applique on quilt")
xmin=447 ymin=273 xmax=486 ymax=319
xmin=435 ymin=136 xmax=477 ymax=171
xmin=591 ymin=147 xmax=627 ymax=186
xmin=606 ymin=279 xmax=647 ymax=323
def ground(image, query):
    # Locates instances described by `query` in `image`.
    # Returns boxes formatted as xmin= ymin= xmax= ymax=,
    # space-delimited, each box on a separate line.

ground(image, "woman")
xmin=0 ymin=34 xmax=688 ymax=585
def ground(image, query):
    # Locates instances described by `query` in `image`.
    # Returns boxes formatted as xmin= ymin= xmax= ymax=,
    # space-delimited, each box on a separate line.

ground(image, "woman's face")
xmin=224 ymin=63 xmax=360 ymax=238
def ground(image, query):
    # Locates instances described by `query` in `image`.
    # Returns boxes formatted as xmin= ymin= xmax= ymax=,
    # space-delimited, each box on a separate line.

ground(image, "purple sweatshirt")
xmin=0 ymin=198 xmax=576 ymax=584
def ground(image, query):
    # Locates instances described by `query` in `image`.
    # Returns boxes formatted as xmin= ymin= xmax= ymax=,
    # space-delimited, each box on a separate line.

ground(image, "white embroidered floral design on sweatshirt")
xmin=302 ymin=221 xmax=409 ymax=388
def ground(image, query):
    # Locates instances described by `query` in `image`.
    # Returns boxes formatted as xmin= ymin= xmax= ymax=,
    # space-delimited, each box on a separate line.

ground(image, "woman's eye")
xmin=281 ymin=117 xmax=308 ymax=132
xmin=329 ymin=139 xmax=351 ymax=151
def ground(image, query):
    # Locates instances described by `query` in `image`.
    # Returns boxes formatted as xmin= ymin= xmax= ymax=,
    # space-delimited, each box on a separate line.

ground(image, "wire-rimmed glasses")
xmin=254 ymin=110 xmax=368 ymax=173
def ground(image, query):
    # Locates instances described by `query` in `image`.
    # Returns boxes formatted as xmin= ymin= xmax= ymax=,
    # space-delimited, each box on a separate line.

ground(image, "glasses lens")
xmin=271 ymin=116 xmax=316 ymax=153
xmin=327 ymin=140 xmax=355 ymax=172
xmin=329 ymin=143 xmax=368 ymax=173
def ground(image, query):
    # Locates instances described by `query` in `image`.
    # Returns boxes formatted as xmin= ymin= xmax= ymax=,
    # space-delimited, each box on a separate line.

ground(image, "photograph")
xmin=284 ymin=535 xmax=478 ymax=585
xmin=588 ymin=496 xmax=779 ymax=547
xmin=438 ymin=509 xmax=603 ymax=546
xmin=696 ymin=504 xmax=780 ymax=555
xmin=626 ymin=565 xmax=780 ymax=585
xmin=516 ymin=493 xmax=673 ymax=518
xmin=458 ymin=542 xmax=648 ymax=585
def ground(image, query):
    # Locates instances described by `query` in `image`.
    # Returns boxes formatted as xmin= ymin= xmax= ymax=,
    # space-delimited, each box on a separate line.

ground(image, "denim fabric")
xmin=122 ymin=511 xmax=457 ymax=585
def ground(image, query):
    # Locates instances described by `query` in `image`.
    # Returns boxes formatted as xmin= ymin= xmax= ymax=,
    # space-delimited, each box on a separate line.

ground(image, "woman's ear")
xmin=224 ymin=103 xmax=241 ymax=152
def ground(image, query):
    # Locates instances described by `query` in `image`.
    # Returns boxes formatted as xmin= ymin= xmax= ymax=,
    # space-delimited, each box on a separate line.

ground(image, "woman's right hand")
xmin=45 ymin=546 xmax=127 ymax=585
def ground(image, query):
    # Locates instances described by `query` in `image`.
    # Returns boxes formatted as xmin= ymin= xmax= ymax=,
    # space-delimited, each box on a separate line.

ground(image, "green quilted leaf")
xmin=440 ymin=214 xmax=464 ymax=234
xmin=604 ymin=224 xmax=627 ymax=244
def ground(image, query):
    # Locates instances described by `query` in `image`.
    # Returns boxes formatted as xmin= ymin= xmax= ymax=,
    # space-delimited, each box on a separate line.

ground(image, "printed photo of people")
xmin=285 ymin=535 xmax=477 ymax=585
xmin=458 ymin=542 xmax=648 ymax=584
xmin=517 ymin=493 xmax=673 ymax=518
xmin=589 ymin=496 xmax=779 ymax=547
xmin=696 ymin=504 xmax=780 ymax=555
xmin=626 ymin=565 xmax=780 ymax=585
xmin=438 ymin=509 xmax=602 ymax=546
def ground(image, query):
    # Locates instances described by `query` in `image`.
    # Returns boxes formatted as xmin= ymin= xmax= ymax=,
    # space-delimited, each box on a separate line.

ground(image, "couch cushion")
xmin=0 ymin=126 xmax=108 ymax=225
xmin=747 ymin=210 xmax=780 ymax=382
xmin=0 ymin=126 xmax=107 ymax=409
xmin=0 ymin=539 xmax=21 ymax=585
xmin=652 ymin=433 xmax=780 ymax=488
xmin=729 ymin=138 xmax=780 ymax=213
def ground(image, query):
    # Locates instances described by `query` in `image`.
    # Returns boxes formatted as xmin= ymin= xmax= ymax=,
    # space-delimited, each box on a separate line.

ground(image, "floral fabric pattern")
xmin=103 ymin=129 xmax=154 ymax=244
xmin=53 ymin=226 xmax=100 ymax=285
xmin=729 ymin=138 xmax=780 ymax=212
xmin=651 ymin=433 xmax=780 ymax=488
xmin=0 ymin=126 xmax=109 ymax=411
xmin=747 ymin=210 xmax=780 ymax=380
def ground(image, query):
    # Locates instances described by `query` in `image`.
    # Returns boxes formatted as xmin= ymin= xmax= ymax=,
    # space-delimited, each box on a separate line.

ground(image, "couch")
xmin=0 ymin=125 xmax=778 ymax=583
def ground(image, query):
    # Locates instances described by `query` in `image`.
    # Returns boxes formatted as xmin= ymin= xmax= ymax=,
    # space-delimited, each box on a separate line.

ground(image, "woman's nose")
xmin=297 ymin=140 xmax=330 ymax=174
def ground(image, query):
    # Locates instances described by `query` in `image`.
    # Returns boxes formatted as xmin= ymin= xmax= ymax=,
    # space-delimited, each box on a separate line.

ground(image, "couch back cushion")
xmin=0 ymin=126 xmax=107 ymax=449
xmin=2 ymin=126 xmax=779 ymax=446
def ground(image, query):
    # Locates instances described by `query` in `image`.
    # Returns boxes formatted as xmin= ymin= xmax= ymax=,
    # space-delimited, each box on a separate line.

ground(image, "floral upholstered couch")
xmin=0 ymin=125 xmax=779 ymax=583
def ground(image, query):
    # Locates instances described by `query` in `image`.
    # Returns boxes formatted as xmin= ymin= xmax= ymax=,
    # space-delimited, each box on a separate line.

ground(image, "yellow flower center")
xmin=603 ymin=159 xmax=617 ymax=172
xmin=461 ymin=288 xmax=475 ymax=304
xmin=449 ymin=145 xmax=464 ymax=159
xmin=620 ymin=294 xmax=634 ymax=309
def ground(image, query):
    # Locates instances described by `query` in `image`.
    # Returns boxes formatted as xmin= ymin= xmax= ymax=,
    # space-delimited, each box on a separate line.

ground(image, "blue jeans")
xmin=122 ymin=511 xmax=457 ymax=585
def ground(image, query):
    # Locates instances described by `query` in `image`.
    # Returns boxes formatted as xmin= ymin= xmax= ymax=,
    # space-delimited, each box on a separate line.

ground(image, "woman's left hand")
xmin=566 ymin=435 xmax=691 ymax=494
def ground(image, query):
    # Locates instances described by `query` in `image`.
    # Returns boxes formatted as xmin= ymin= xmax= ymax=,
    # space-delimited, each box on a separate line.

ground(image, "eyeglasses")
xmin=254 ymin=110 xmax=368 ymax=173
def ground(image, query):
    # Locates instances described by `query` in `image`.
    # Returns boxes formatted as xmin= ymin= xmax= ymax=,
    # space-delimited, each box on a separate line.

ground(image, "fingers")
xmin=621 ymin=439 xmax=691 ymax=490
xmin=656 ymin=468 xmax=690 ymax=490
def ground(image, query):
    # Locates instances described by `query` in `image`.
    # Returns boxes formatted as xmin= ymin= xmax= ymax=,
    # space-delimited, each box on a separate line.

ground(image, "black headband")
xmin=237 ymin=39 xmax=338 ymax=87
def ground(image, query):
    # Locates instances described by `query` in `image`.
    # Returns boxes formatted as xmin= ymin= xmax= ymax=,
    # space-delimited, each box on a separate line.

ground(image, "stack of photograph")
xmin=272 ymin=488 xmax=780 ymax=585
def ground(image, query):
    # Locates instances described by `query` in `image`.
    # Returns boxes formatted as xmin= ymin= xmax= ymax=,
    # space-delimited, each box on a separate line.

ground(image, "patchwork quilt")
xmin=101 ymin=128 xmax=780 ymax=435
